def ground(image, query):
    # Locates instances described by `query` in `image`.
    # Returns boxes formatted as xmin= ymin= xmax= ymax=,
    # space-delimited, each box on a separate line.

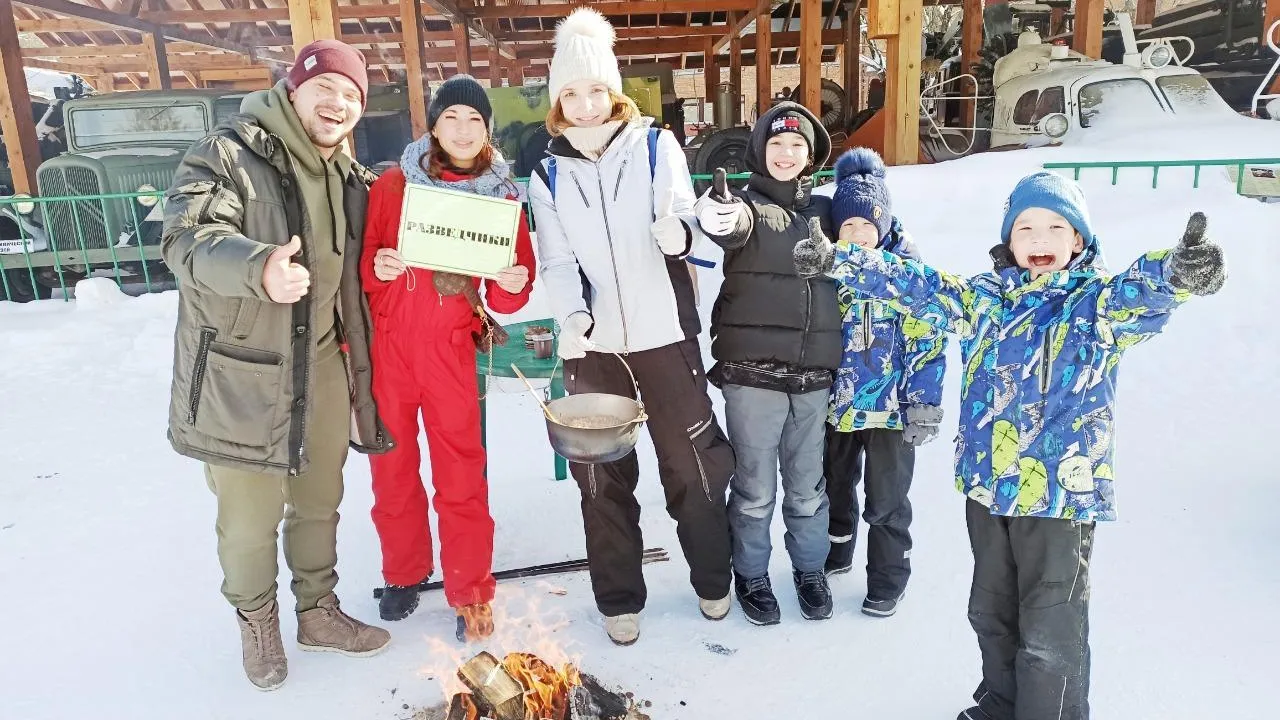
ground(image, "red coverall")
xmin=361 ymin=166 xmax=535 ymax=608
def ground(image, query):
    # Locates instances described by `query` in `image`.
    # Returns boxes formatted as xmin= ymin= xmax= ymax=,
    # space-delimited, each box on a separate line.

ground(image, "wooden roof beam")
xmin=12 ymin=0 xmax=289 ymax=63
xmin=495 ymin=24 xmax=728 ymax=41
xmin=423 ymin=0 xmax=516 ymax=59
xmin=714 ymin=0 xmax=771 ymax=53
xmin=471 ymin=0 xmax=761 ymax=19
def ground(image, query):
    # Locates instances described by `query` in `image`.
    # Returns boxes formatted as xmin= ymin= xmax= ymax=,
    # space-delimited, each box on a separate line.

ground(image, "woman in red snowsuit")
xmin=360 ymin=75 xmax=535 ymax=638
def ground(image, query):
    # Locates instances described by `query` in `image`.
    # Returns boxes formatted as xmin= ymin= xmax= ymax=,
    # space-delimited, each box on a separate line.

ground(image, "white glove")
xmin=557 ymin=312 xmax=595 ymax=360
xmin=694 ymin=188 xmax=744 ymax=237
xmin=651 ymin=215 xmax=690 ymax=257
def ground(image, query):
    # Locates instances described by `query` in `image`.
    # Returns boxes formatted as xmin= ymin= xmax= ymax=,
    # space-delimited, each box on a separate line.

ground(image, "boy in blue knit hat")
xmin=795 ymin=172 xmax=1226 ymax=720
xmin=821 ymin=148 xmax=947 ymax=620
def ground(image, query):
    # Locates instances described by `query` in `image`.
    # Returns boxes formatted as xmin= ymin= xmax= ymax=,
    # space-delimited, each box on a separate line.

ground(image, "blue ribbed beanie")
xmin=1000 ymin=172 xmax=1095 ymax=247
xmin=831 ymin=148 xmax=892 ymax=241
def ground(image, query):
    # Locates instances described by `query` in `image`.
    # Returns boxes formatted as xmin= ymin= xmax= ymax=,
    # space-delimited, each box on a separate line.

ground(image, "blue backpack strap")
xmin=647 ymin=127 xmax=659 ymax=180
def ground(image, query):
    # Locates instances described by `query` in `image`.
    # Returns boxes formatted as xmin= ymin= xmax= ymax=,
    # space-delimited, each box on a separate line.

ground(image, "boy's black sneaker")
xmin=793 ymin=570 xmax=834 ymax=620
xmin=734 ymin=574 xmax=781 ymax=625
xmin=957 ymin=707 xmax=995 ymax=720
xmin=378 ymin=581 xmax=424 ymax=621
xmin=861 ymin=591 xmax=905 ymax=618
xmin=824 ymin=540 xmax=854 ymax=576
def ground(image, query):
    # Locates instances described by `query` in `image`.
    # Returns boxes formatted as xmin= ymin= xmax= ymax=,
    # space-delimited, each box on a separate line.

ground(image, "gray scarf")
xmin=399 ymin=134 xmax=517 ymax=198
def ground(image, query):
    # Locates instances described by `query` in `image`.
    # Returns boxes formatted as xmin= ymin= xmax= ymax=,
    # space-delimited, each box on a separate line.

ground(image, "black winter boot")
xmin=734 ymin=574 xmax=781 ymax=625
xmin=793 ymin=570 xmax=834 ymax=620
xmin=861 ymin=591 xmax=905 ymax=617
xmin=824 ymin=539 xmax=854 ymax=576
xmin=378 ymin=582 xmax=423 ymax=622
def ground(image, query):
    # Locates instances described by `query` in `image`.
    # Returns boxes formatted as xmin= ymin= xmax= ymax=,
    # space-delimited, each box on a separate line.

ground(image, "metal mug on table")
xmin=530 ymin=330 xmax=554 ymax=360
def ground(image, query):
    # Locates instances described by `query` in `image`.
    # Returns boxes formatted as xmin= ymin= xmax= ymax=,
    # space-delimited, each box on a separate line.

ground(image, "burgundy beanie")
xmin=287 ymin=40 xmax=369 ymax=106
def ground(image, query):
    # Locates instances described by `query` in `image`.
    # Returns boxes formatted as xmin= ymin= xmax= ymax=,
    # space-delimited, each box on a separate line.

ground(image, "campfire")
xmin=423 ymin=651 xmax=649 ymax=720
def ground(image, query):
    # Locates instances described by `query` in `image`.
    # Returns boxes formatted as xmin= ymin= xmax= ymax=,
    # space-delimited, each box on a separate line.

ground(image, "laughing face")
xmin=839 ymin=217 xmax=881 ymax=249
xmin=289 ymin=72 xmax=363 ymax=157
xmin=764 ymin=133 xmax=810 ymax=182
xmin=1008 ymin=207 xmax=1086 ymax=279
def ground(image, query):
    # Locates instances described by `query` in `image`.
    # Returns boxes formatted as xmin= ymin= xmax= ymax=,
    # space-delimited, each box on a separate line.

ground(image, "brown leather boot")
xmin=296 ymin=593 xmax=391 ymax=657
xmin=456 ymin=602 xmax=495 ymax=642
xmin=236 ymin=599 xmax=288 ymax=691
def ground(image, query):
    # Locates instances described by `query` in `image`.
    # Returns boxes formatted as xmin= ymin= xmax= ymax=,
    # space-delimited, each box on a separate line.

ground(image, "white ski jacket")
xmin=529 ymin=119 xmax=704 ymax=354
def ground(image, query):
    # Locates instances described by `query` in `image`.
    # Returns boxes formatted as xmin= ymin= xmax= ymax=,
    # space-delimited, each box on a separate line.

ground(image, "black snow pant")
xmin=823 ymin=425 xmax=915 ymax=599
xmin=966 ymin=499 xmax=1094 ymax=720
xmin=564 ymin=339 xmax=734 ymax=617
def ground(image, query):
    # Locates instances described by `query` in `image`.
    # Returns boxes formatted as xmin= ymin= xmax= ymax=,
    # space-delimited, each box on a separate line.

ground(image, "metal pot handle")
xmin=587 ymin=342 xmax=644 ymax=412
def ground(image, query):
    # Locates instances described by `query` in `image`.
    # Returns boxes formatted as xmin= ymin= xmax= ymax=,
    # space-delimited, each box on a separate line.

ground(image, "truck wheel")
xmin=2 ymin=268 xmax=53 ymax=303
xmin=692 ymin=126 xmax=752 ymax=194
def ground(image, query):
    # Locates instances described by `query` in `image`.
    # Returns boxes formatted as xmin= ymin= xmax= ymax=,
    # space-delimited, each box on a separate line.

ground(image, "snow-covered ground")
xmin=2 ymin=120 xmax=1279 ymax=720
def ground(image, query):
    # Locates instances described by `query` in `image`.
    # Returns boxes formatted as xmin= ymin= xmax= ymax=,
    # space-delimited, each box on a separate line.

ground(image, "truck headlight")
xmin=1040 ymin=113 xmax=1070 ymax=139
xmin=136 ymin=184 xmax=160 ymax=208
xmin=12 ymin=194 xmax=35 ymax=215
xmin=1142 ymin=44 xmax=1173 ymax=69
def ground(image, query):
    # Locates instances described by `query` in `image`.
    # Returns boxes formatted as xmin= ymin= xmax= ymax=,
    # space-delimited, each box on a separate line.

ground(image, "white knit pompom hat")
xmin=547 ymin=7 xmax=623 ymax=101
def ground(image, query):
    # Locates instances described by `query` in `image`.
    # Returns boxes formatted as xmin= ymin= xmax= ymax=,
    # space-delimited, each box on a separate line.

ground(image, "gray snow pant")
xmin=823 ymin=425 xmax=915 ymax=599
xmin=723 ymin=384 xmax=830 ymax=579
xmin=966 ymin=499 xmax=1095 ymax=720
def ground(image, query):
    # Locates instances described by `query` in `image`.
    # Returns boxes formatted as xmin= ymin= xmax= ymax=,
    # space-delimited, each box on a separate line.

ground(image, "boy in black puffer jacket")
xmin=693 ymin=102 xmax=840 ymax=625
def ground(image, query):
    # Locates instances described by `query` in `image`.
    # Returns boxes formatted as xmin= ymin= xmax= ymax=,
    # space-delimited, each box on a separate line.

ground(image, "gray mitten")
xmin=1167 ymin=212 xmax=1226 ymax=296
xmin=794 ymin=217 xmax=836 ymax=279
xmin=902 ymin=404 xmax=943 ymax=447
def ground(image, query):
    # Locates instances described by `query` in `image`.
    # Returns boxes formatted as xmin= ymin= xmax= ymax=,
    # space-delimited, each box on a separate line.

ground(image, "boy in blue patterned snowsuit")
xmin=795 ymin=172 xmax=1227 ymax=720
xmin=821 ymin=149 xmax=947 ymax=619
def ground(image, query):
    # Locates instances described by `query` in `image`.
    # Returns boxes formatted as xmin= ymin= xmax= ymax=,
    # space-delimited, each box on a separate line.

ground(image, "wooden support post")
xmin=870 ymin=0 xmax=923 ymax=165
xmin=288 ymin=0 xmax=341 ymax=51
xmin=510 ymin=61 xmax=525 ymax=86
xmin=845 ymin=1 xmax=862 ymax=112
xmin=704 ymin=38 xmax=718 ymax=124
xmin=729 ymin=12 xmax=743 ymax=124
xmin=453 ymin=23 xmax=472 ymax=75
xmin=800 ymin=0 xmax=822 ymax=116
xmin=1072 ymin=0 xmax=1102 ymax=59
xmin=1050 ymin=7 xmax=1065 ymax=36
xmin=400 ymin=0 xmax=428 ymax=138
xmin=0 ymin=0 xmax=41 ymax=195
xmin=95 ymin=74 xmax=115 ymax=93
xmin=143 ymin=30 xmax=171 ymax=90
xmin=756 ymin=6 xmax=772 ymax=119
xmin=1134 ymin=0 xmax=1156 ymax=26
xmin=489 ymin=45 xmax=502 ymax=86
xmin=960 ymin=0 xmax=982 ymax=126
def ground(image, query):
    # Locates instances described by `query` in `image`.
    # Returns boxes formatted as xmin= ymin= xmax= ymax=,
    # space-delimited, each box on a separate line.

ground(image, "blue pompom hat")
xmin=1000 ymin=172 xmax=1096 ymax=249
xmin=830 ymin=148 xmax=893 ymax=242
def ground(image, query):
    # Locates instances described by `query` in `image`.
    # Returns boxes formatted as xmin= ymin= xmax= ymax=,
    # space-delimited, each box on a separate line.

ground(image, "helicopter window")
xmin=1156 ymin=74 xmax=1235 ymax=118
xmin=1078 ymin=79 xmax=1164 ymax=128
xmin=1013 ymin=90 xmax=1040 ymax=125
xmin=1033 ymin=87 xmax=1066 ymax=122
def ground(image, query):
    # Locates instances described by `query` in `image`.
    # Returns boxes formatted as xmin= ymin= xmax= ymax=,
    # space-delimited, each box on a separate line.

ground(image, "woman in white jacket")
xmin=528 ymin=8 xmax=735 ymax=646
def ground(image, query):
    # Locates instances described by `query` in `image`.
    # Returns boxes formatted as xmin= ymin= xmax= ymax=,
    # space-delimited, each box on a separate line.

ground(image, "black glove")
xmin=794 ymin=217 xmax=836 ymax=278
xmin=1167 ymin=212 xmax=1226 ymax=296
xmin=989 ymin=243 xmax=1017 ymax=272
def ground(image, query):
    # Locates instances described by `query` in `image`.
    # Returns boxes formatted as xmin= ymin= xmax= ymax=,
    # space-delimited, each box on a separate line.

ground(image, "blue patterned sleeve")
xmin=829 ymin=245 xmax=979 ymax=337
xmin=901 ymin=317 xmax=948 ymax=406
xmin=1095 ymin=250 xmax=1189 ymax=350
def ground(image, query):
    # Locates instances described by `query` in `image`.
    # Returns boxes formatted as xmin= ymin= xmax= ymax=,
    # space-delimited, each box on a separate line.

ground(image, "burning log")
xmin=457 ymin=652 xmax=527 ymax=720
xmin=424 ymin=652 xmax=649 ymax=720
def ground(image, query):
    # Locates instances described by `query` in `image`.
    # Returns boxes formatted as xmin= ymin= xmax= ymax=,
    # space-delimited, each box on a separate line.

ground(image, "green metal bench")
xmin=476 ymin=318 xmax=568 ymax=481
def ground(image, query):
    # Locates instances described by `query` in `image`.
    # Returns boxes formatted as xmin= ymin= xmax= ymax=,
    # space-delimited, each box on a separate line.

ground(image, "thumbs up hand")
xmin=694 ymin=167 xmax=744 ymax=238
xmin=793 ymin=217 xmax=837 ymax=278
xmin=1167 ymin=212 xmax=1226 ymax=296
xmin=651 ymin=188 xmax=692 ymax=257
xmin=262 ymin=235 xmax=311 ymax=304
